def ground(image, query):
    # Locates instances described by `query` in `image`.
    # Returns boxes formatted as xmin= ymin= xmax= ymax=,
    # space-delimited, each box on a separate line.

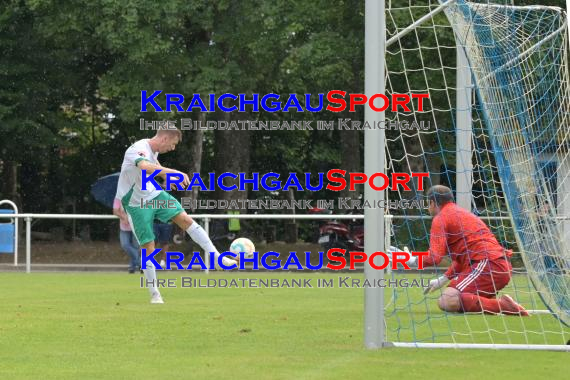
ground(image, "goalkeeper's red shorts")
xmin=448 ymin=257 xmax=512 ymax=298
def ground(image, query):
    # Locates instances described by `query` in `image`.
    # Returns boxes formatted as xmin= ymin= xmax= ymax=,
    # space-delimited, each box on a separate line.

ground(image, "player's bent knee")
xmin=438 ymin=296 xmax=461 ymax=312
xmin=438 ymin=288 xmax=462 ymax=312
xmin=437 ymin=296 xmax=448 ymax=311
xmin=172 ymin=212 xmax=193 ymax=230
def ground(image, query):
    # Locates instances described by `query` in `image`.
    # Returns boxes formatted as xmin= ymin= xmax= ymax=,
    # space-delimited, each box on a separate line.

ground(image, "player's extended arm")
xmin=137 ymin=160 xmax=190 ymax=188
xmin=423 ymin=261 xmax=458 ymax=294
xmin=422 ymin=216 xmax=452 ymax=294
xmin=443 ymin=260 xmax=461 ymax=279
xmin=423 ymin=216 xmax=448 ymax=267
xmin=423 ymin=275 xmax=450 ymax=294
xmin=388 ymin=246 xmax=418 ymax=268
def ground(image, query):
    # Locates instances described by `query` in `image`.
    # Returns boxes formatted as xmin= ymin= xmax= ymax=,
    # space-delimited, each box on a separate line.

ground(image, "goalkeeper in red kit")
xmin=421 ymin=185 xmax=528 ymax=316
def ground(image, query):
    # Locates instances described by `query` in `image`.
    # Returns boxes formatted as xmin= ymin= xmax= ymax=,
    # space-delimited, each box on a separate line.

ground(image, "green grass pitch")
xmin=0 ymin=271 xmax=568 ymax=379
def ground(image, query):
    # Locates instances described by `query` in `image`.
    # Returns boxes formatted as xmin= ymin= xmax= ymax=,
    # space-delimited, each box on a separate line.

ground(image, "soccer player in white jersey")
xmin=115 ymin=128 xmax=238 ymax=303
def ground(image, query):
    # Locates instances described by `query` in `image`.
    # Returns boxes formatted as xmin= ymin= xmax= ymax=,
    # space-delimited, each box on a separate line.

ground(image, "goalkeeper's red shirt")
xmin=423 ymin=202 xmax=510 ymax=278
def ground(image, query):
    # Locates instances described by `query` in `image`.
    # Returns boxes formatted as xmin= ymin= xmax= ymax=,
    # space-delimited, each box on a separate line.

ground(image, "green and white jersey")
xmin=116 ymin=139 xmax=161 ymax=207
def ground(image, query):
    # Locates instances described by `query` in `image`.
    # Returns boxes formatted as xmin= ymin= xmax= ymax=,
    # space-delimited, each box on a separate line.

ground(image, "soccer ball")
xmin=230 ymin=237 xmax=255 ymax=258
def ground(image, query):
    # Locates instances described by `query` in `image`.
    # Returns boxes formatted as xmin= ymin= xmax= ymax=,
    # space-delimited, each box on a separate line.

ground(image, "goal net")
xmin=382 ymin=0 xmax=570 ymax=350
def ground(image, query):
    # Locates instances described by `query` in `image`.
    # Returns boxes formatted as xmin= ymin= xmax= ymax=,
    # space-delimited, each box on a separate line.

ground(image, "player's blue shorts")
xmin=153 ymin=222 xmax=174 ymax=244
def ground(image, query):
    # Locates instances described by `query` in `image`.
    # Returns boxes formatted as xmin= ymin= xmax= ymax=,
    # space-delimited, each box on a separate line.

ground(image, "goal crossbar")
xmin=479 ymin=20 xmax=568 ymax=83
xmin=386 ymin=0 xmax=457 ymax=48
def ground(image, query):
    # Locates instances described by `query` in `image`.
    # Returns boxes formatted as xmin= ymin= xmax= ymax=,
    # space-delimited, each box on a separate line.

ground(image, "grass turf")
xmin=0 ymin=271 xmax=568 ymax=379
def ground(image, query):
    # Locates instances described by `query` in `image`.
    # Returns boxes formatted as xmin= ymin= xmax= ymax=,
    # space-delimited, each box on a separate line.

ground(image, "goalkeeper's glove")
xmin=423 ymin=275 xmax=450 ymax=294
xmin=388 ymin=246 xmax=417 ymax=268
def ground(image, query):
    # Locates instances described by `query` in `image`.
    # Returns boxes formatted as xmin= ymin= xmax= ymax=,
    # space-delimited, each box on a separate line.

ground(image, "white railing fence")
xmin=1 ymin=203 xmax=552 ymax=274
xmin=0 ymin=210 xmax=379 ymax=273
